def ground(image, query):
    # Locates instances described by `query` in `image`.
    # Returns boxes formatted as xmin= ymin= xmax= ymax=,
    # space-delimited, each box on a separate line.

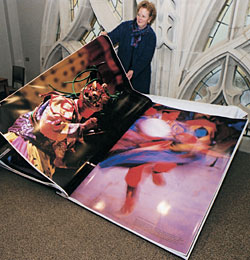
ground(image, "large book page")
xmin=70 ymin=103 xmax=248 ymax=259
xmin=0 ymin=36 xmax=151 ymax=194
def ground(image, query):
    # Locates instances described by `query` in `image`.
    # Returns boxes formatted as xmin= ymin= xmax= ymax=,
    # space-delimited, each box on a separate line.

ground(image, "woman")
xmin=103 ymin=1 xmax=157 ymax=94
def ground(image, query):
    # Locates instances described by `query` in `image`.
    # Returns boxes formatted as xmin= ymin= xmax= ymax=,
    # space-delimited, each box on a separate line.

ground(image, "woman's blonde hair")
xmin=137 ymin=0 xmax=157 ymax=25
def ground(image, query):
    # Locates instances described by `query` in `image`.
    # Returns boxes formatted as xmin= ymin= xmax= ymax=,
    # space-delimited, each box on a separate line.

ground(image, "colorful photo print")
xmin=71 ymin=103 xmax=246 ymax=255
xmin=0 ymin=36 xmax=150 ymax=186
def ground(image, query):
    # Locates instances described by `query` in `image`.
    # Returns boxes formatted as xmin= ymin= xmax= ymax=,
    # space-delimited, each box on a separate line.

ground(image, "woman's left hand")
xmin=126 ymin=70 xmax=134 ymax=80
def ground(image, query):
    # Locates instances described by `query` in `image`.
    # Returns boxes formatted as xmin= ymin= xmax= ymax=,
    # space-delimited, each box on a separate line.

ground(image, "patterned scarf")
xmin=130 ymin=19 xmax=150 ymax=48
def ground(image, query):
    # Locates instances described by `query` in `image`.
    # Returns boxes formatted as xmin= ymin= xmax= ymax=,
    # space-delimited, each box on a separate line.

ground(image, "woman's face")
xmin=136 ymin=7 xmax=151 ymax=29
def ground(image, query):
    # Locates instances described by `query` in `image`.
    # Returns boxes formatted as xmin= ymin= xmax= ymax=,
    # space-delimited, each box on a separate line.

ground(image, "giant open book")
xmin=0 ymin=36 xmax=248 ymax=259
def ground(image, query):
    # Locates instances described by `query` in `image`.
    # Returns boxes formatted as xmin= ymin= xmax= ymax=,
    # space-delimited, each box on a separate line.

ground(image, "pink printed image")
xmin=71 ymin=104 xmax=243 ymax=255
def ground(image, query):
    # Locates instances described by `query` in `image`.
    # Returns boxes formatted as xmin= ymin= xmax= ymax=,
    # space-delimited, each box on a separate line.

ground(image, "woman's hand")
xmin=126 ymin=70 xmax=134 ymax=80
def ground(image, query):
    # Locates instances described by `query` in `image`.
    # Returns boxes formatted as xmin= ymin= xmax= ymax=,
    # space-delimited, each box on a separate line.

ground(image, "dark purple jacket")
xmin=108 ymin=20 xmax=156 ymax=94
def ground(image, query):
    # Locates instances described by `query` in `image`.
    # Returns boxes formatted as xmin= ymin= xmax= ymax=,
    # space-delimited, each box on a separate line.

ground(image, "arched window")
xmin=191 ymin=65 xmax=222 ymax=102
xmin=204 ymin=0 xmax=233 ymax=50
xmin=80 ymin=16 xmax=102 ymax=45
xmin=178 ymin=0 xmax=250 ymax=120
xmin=234 ymin=65 xmax=250 ymax=108
xmin=187 ymin=55 xmax=250 ymax=112
xmin=40 ymin=0 xmax=132 ymax=71
xmin=78 ymin=0 xmax=124 ymax=45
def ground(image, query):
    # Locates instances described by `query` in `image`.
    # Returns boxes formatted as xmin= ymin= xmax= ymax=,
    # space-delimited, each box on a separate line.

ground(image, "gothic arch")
xmin=40 ymin=0 xmax=136 ymax=72
xmin=42 ymin=41 xmax=83 ymax=71
xmin=178 ymin=48 xmax=250 ymax=116
xmin=40 ymin=0 xmax=94 ymax=71
xmin=174 ymin=0 xmax=250 ymax=119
